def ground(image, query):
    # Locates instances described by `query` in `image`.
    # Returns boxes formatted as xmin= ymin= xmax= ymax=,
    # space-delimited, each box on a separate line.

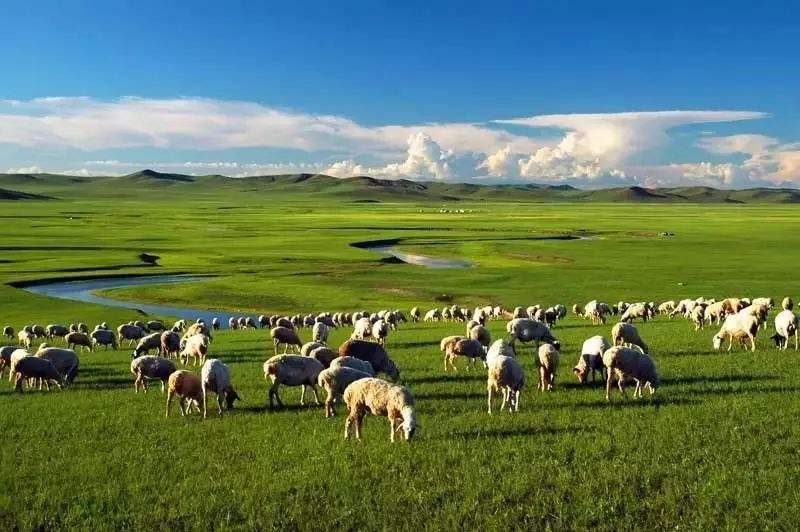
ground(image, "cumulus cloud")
xmin=697 ymin=134 xmax=777 ymax=155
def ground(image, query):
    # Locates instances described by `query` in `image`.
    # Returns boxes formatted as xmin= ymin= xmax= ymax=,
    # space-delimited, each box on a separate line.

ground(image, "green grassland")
xmin=1 ymin=173 xmax=800 ymax=529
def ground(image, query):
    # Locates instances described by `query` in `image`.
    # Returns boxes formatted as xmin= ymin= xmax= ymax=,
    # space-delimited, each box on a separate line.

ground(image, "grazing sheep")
xmin=270 ymin=326 xmax=302 ymax=356
xmin=658 ymin=301 xmax=676 ymax=316
xmin=118 ymin=324 xmax=146 ymax=346
xmin=337 ymin=339 xmax=400 ymax=380
xmin=602 ymin=346 xmax=659 ymax=401
xmin=611 ymin=322 xmax=649 ymax=353
xmin=0 ymin=345 xmax=16 ymax=377
xmin=130 ymin=355 xmax=177 ymax=393
xmin=343 ymin=378 xmax=417 ymax=442
xmin=172 ymin=319 xmax=187 ymax=332
xmin=584 ymin=300 xmax=610 ymax=324
xmin=35 ymin=346 xmax=79 ymax=385
xmin=573 ymin=335 xmax=611 ymax=384
xmin=371 ymin=319 xmax=389 ymax=346
xmin=486 ymin=339 xmax=524 ymax=414
xmin=165 ymin=370 xmax=203 ymax=417
xmin=444 ymin=338 xmax=486 ymax=371
xmin=180 ymin=334 xmax=209 ymax=366
xmin=90 ymin=329 xmax=118 ymax=350
xmin=258 ymin=315 xmax=269 ymax=328
xmin=146 ymin=320 xmax=166 ymax=332
xmin=317 ymin=366 xmax=372 ymax=417
xmin=713 ymin=312 xmax=760 ymax=352
xmin=3 ymin=326 xmax=14 ymax=340
xmin=132 ymin=332 xmax=162 ymax=358
xmin=312 ymin=321 xmax=329 ymax=344
xmin=572 ymin=304 xmax=584 ymax=317
xmin=742 ymin=303 xmax=770 ymax=330
xmin=410 ymin=307 xmax=421 ymax=322
xmin=228 ymin=317 xmax=238 ymax=330
xmin=690 ymin=305 xmax=705 ymax=330
xmin=211 ymin=317 xmax=221 ymax=330
xmin=752 ymin=297 xmax=774 ymax=309
xmin=31 ymin=324 xmax=46 ymax=338
xmin=184 ymin=322 xmax=212 ymax=341
xmin=300 ymin=341 xmax=326 ymax=357
xmin=200 ymin=359 xmax=240 ymax=418
xmin=12 ymin=356 xmax=63 ymax=392
xmin=18 ymin=330 xmax=34 ymax=350
xmin=351 ymin=317 xmax=372 ymax=340
xmin=772 ymin=309 xmax=798 ymax=350
xmin=620 ymin=303 xmax=651 ymax=323
xmin=65 ymin=332 xmax=93 ymax=352
xmin=506 ymin=318 xmax=560 ymax=351
xmin=8 ymin=349 xmax=31 ymax=383
xmin=537 ymin=343 xmax=559 ymax=391
xmin=781 ymin=297 xmax=794 ymax=311
xmin=704 ymin=301 xmax=727 ymax=325
xmin=469 ymin=324 xmax=491 ymax=350
xmin=262 ymin=355 xmax=323 ymax=409
xmin=160 ymin=330 xmax=181 ymax=358
xmin=308 ymin=346 xmax=337 ymax=368
xmin=329 ymin=356 xmax=376 ymax=376
xmin=721 ymin=298 xmax=746 ymax=315
xmin=423 ymin=309 xmax=441 ymax=322
xmin=45 ymin=324 xmax=69 ymax=340
xmin=440 ymin=335 xmax=465 ymax=354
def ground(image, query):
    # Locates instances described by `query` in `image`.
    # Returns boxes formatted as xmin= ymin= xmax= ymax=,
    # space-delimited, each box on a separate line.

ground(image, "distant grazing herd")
xmin=0 ymin=295 xmax=794 ymax=442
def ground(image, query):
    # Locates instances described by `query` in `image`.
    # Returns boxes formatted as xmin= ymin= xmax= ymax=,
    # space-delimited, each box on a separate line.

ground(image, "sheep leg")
xmin=539 ymin=366 xmax=545 ymax=392
xmin=325 ymin=392 xmax=334 ymax=417
xmin=217 ymin=394 xmax=224 ymax=415
xmin=310 ymin=384 xmax=320 ymax=405
xmin=500 ymin=387 xmax=509 ymax=412
xmin=300 ymin=385 xmax=306 ymax=405
xmin=618 ymin=378 xmax=627 ymax=399
xmin=178 ymin=398 xmax=187 ymax=416
xmin=795 ymin=331 xmax=798 ymax=351
xmin=390 ymin=418 xmax=397 ymax=442
xmin=344 ymin=415 xmax=355 ymax=439
xmin=165 ymin=391 xmax=173 ymax=417
xmin=605 ymin=372 xmax=613 ymax=401
xmin=14 ymin=373 xmax=23 ymax=393
xmin=513 ymin=389 xmax=521 ymax=412
xmin=487 ymin=384 xmax=494 ymax=414
xmin=202 ymin=387 xmax=208 ymax=419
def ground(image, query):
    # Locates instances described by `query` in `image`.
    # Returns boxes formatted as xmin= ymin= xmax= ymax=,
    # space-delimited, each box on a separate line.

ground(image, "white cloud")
xmin=6 ymin=165 xmax=44 ymax=174
xmin=697 ymin=134 xmax=777 ymax=155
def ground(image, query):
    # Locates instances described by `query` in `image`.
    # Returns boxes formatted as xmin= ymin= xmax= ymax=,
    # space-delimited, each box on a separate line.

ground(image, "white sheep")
xmin=485 ymin=339 xmax=524 ymax=414
xmin=506 ymin=318 xmax=559 ymax=352
xmin=351 ymin=317 xmax=372 ymax=340
xmin=270 ymin=326 xmax=302 ymax=355
xmin=12 ymin=356 xmax=64 ymax=392
xmin=130 ymin=355 xmax=177 ymax=393
xmin=772 ymin=309 xmax=798 ymax=350
xmin=444 ymin=338 xmax=486 ymax=371
xmin=200 ymin=358 xmax=240 ymax=417
xmin=602 ymin=346 xmax=659 ymax=401
xmin=35 ymin=346 xmax=79 ymax=385
xmin=312 ymin=321 xmax=329 ymax=344
xmin=180 ymin=334 xmax=209 ymax=366
xmin=573 ymin=335 xmax=611 ymax=384
xmin=371 ymin=319 xmax=389 ymax=346
xmin=342 ymin=378 xmax=417 ymax=442
xmin=537 ymin=343 xmax=559 ymax=391
xmin=329 ymin=356 xmax=376 ymax=376
xmin=611 ymin=322 xmax=649 ymax=353
xmin=263 ymin=355 xmax=323 ymax=409
xmin=690 ymin=305 xmax=705 ymax=331
xmin=713 ymin=312 xmax=759 ymax=351
xmin=317 ymin=366 xmax=372 ymax=417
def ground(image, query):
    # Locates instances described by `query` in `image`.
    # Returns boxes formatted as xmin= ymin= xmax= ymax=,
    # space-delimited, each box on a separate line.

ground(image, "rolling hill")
xmin=0 ymin=169 xmax=799 ymax=203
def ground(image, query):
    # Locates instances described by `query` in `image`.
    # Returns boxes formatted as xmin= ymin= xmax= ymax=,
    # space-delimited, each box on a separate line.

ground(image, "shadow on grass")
xmin=416 ymin=391 xmax=485 ymax=400
xmin=408 ymin=374 xmax=484 ymax=384
xmin=446 ymin=425 xmax=596 ymax=440
xmin=662 ymin=374 xmax=774 ymax=386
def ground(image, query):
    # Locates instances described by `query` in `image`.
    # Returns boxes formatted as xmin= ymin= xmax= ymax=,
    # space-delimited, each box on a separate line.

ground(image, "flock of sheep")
xmin=0 ymin=294 xmax=794 ymax=442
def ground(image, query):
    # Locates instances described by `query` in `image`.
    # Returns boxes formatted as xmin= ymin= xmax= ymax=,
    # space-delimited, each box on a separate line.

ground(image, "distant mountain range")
xmin=1 ymin=168 xmax=800 ymax=203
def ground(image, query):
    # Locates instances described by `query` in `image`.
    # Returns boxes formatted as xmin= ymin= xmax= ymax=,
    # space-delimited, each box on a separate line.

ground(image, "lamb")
xmin=35 ymin=346 xmax=79 ymax=385
xmin=12 ymin=356 xmax=64 ymax=392
xmin=180 ymin=334 xmax=209 ymax=366
xmin=312 ymin=321 xmax=329 ymax=344
xmin=130 ymin=355 xmax=177 ymax=393
xmin=486 ymin=339 xmax=524 ymax=414
xmin=337 ymin=339 xmax=400 ymax=380
xmin=317 ymin=366 xmax=372 ymax=417
xmin=573 ymin=335 xmax=611 ymax=384
xmin=329 ymin=356 xmax=376 ymax=376
xmin=65 ymin=332 xmax=93 ymax=352
xmin=132 ymin=332 xmax=162 ymax=358
xmin=3 ymin=326 xmax=14 ymax=339
xmin=506 ymin=318 xmax=560 ymax=351
xmin=262 ymin=355 xmax=324 ymax=409
xmin=90 ymin=329 xmax=118 ymax=350
xmin=772 ymin=309 xmax=798 ymax=350
xmin=712 ymin=312 xmax=760 ymax=351
xmin=602 ymin=346 xmax=659 ymax=401
xmin=165 ymin=370 xmax=203 ymax=417
xmin=371 ymin=319 xmax=389 ymax=346
xmin=308 ymin=346 xmax=337 ymax=368
xmin=444 ymin=338 xmax=486 ymax=371
xmin=537 ymin=343 xmax=559 ymax=391
xmin=200 ymin=359 xmax=240 ymax=417
xmin=117 ymin=324 xmax=146 ymax=346
xmin=782 ymin=297 xmax=794 ymax=311
xmin=342 ymin=378 xmax=417 ymax=442
xmin=270 ymin=326 xmax=302 ymax=355
xmin=611 ymin=322 xmax=649 ymax=353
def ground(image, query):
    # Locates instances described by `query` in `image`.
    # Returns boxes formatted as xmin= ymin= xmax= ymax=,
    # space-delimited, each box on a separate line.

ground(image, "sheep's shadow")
xmin=662 ymin=375 xmax=774 ymax=386
xmin=409 ymin=374 xmax=484 ymax=385
xmin=416 ymin=391 xmax=485 ymax=400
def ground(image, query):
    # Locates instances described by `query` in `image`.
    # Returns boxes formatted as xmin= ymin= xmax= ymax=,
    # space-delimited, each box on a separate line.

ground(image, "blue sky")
xmin=1 ymin=0 xmax=798 ymax=187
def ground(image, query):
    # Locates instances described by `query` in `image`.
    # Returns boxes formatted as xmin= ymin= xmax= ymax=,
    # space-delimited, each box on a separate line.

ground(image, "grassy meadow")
xmin=1 ymin=177 xmax=799 ymax=529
